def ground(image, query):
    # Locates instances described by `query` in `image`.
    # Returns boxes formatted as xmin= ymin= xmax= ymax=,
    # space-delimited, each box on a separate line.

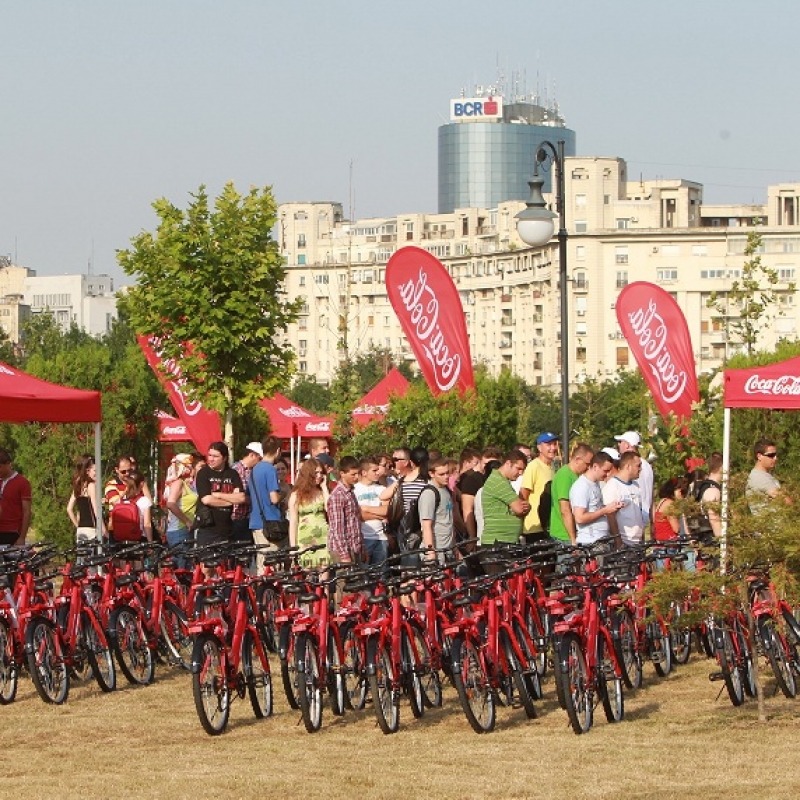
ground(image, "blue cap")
xmin=536 ymin=432 xmax=558 ymax=445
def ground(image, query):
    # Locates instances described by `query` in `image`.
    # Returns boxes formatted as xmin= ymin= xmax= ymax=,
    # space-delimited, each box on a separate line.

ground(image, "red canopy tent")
xmin=351 ymin=368 xmax=410 ymax=427
xmin=259 ymin=393 xmax=334 ymax=475
xmin=157 ymin=410 xmax=189 ymax=443
xmin=719 ymin=355 xmax=800 ymax=564
xmin=0 ymin=360 xmax=103 ymax=537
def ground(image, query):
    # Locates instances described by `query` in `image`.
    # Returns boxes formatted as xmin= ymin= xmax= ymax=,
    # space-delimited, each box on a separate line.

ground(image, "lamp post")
xmin=515 ymin=139 xmax=570 ymax=459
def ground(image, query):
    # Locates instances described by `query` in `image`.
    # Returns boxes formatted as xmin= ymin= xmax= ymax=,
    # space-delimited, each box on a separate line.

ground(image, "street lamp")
xmin=515 ymin=139 xmax=570 ymax=460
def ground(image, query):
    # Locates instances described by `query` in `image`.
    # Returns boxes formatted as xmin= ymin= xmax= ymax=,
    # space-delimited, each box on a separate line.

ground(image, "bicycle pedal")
xmin=708 ymin=671 xmax=724 ymax=682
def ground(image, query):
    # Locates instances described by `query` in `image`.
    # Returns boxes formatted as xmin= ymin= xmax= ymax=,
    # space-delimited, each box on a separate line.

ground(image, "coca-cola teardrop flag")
xmin=386 ymin=246 xmax=475 ymax=395
xmin=138 ymin=335 xmax=222 ymax=452
xmin=616 ymin=282 xmax=699 ymax=422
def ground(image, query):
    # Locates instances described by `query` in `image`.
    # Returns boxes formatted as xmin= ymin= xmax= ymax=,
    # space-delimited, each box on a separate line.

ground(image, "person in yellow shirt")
xmin=519 ymin=432 xmax=559 ymax=543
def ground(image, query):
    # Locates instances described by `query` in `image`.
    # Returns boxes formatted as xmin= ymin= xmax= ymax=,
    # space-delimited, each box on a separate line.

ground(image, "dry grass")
xmin=2 ymin=653 xmax=800 ymax=800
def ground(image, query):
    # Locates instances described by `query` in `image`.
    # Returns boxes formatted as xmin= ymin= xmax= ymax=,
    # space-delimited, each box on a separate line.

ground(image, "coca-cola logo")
xmin=396 ymin=267 xmax=461 ymax=392
xmin=304 ymin=421 xmax=330 ymax=432
xmin=744 ymin=374 xmax=800 ymax=396
xmin=626 ymin=299 xmax=688 ymax=404
xmin=150 ymin=337 xmax=204 ymax=417
xmin=0 ymin=364 xmax=15 ymax=376
xmin=279 ymin=405 xmax=312 ymax=419
xmin=163 ymin=424 xmax=187 ymax=435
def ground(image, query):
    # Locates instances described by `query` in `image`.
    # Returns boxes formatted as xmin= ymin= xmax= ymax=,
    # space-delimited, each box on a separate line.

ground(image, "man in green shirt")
xmin=480 ymin=449 xmax=531 ymax=546
xmin=550 ymin=443 xmax=593 ymax=545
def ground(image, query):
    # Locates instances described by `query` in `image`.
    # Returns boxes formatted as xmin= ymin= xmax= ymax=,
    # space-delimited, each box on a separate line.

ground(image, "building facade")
xmin=438 ymin=92 xmax=577 ymax=213
xmin=279 ymin=155 xmax=799 ymax=389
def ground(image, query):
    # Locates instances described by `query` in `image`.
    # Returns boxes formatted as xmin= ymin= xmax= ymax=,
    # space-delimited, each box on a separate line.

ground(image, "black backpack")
xmin=396 ymin=484 xmax=440 ymax=553
xmin=537 ymin=481 xmax=552 ymax=535
xmin=685 ymin=479 xmax=720 ymax=541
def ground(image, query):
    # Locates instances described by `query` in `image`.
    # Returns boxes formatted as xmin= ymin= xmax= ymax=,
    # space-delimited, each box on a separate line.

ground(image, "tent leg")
xmin=721 ymin=407 xmax=731 ymax=575
xmin=94 ymin=422 xmax=103 ymax=541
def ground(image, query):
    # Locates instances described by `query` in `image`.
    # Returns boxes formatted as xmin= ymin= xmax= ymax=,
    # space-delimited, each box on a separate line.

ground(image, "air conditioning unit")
xmin=610 ymin=303 xmax=616 ymax=309
xmin=652 ymin=246 xmax=659 ymax=254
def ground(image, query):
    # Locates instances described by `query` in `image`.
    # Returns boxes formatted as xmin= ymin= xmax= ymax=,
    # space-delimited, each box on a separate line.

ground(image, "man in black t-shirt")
xmin=195 ymin=441 xmax=245 ymax=546
xmin=457 ymin=446 xmax=503 ymax=543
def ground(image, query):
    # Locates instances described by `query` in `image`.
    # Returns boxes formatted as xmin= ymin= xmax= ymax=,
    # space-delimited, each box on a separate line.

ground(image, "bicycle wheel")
xmin=109 ymin=604 xmax=154 ymax=686
xmin=502 ymin=629 xmax=537 ymax=719
xmin=715 ymin=626 xmax=744 ymax=706
xmin=243 ymin=629 xmax=273 ymax=718
xmin=450 ymin=635 xmax=495 ymax=734
xmin=524 ymin=601 xmax=549 ymax=678
xmin=279 ymin=625 xmax=300 ymax=710
xmin=256 ymin=584 xmax=279 ymax=654
xmin=296 ymin=633 xmax=323 ymax=733
xmin=0 ymin=616 xmax=18 ymax=704
xmin=597 ymin=635 xmax=624 ymax=723
xmin=326 ymin=628 xmax=345 ymax=717
xmin=410 ymin=621 xmax=442 ymax=708
xmin=512 ymin=619 xmax=543 ymax=701
xmin=159 ymin=600 xmax=193 ymax=670
xmin=734 ymin=619 xmax=757 ymax=698
xmin=782 ymin=607 xmax=800 ymax=666
xmin=649 ymin=621 xmax=673 ymax=677
xmin=25 ymin=617 xmax=69 ymax=705
xmin=56 ymin=602 xmax=92 ymax=683
xmin=556 ymin=632 xmax=592 ymax=735
xmin=403 ymin=632 xmax=425 ymax=719
xmin=82 ymin=610 xmax=117 ymax=692
xmin=191 ymin=634 xmax=230 ymax=735
xmin=670 ymin=603 xmax=692 ymax=666
xmin=368 ymin=637 xmax=400 ymax=734
xmin=340 ymin=622 xmax=367 ymax=710
xmin=612 ymin=608 xmax=642 ymax=690
xmin=759 ymin=617 xmax=797 ymax=698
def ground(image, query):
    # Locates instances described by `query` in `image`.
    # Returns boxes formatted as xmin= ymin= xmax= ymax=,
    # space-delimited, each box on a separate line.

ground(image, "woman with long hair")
xmin=165 ymin=453 xmax=197 ymax=567
xmin=66 ymin=454 xmax=105 ymax=543
xmin=288 ymin=457 xmax=329 ymax=567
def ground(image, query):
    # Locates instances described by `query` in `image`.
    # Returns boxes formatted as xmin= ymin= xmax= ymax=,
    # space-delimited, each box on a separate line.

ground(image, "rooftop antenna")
xmin=348 ymin=160 xmax=355 ymax=222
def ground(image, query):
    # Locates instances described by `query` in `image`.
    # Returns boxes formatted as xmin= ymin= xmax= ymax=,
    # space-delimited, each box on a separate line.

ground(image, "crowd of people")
xmin=49 ymin=428 xmax=766 ymax=571
xmin=0 ymin=430 xmax=783 ymax=561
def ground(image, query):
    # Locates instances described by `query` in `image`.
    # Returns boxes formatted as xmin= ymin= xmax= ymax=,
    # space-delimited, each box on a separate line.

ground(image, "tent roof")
xmin=352 ymin=368 xmax=410 ymax=425
xmin=724 ymin=355 xmax=800 ymax=409
xmin=157 ymin=410 xmax=190 ymax=442
xmin=0 ymin=361 xmax=102 ymax=423
xmin=259 ymin=393 xmax=333 ymax=438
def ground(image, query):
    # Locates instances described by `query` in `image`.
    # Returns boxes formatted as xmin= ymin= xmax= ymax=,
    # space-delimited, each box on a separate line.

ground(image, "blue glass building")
xmin=438 ymin=100 xmax=577 ymax=213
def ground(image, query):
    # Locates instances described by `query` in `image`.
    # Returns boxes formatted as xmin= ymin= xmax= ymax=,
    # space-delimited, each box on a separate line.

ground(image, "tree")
xmin=288 ymin=375 xmax=332 ymax=415
xmin=118 ymin=183 xmax=300 ymax=448
xmin=708 ymin=225 xmax=793 ymax=357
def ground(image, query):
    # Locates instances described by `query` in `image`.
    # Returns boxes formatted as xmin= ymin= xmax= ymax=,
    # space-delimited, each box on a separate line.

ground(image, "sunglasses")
xmin=762 ymin=452 xmax=778 ymax=458
xmin=118 ymin=469 xmax=130 ymax=475
xmin=392 ymin=457 xmax=407 ymax=463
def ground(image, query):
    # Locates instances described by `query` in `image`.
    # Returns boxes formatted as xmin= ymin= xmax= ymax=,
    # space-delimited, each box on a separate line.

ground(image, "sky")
xmin=2 ymin=0 xmax=799 ymax=286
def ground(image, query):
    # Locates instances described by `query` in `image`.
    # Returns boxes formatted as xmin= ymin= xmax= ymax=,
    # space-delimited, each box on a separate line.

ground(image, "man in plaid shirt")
xmin=326 ymin=456 xmax=363 ymax=563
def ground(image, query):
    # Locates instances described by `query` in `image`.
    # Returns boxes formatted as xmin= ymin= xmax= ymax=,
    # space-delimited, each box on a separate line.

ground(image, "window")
xmin=299 ymin=361 xmax=307 ymax=372
xmin=297 ymin=255 xmax=306 ymax=266
xmin=575 ymin=297 xmax=588 ymax=316
xmin=616 ymin=219 xmax=629 ymax=229
xmin=575 ymin=245 xmax=586 ymax=261
xmin=575 ymin=321 xmax=587 ymax=336
xmin=297 ymin=234 xmax=306 ymax=248
xmin=299 ymin=276 xmax=306 ymax=286
xmin=616 ymin=271 xmax=628 ymax=289
xmin=616 ymin=347 xmax=629 ymax=367
xmin=574 ymin=272 xmax=588 ymax=290
xmin=779 ymin=267 xmax=796 ymax=281
xmin=603 ymin=194 xmax=610 ymax=205
xmin=692 ymin=245 xmax=707 ymax=256
xmin=575 ymin=221 xmax=587 ymax=233
xmin=615 ymin=246 xmax=628 ymax=265
xmin=575 ymin=194 xmax=587 ymax=207
xmin=314 ymin=274 xmax=329 ymax=285
xmin=576 ymin=346 xmax=587 ymax=362
xmin=657 ymin=269 xmax=678 ymax=282
xmin=298 ymin=318 xmax=308 ymax=330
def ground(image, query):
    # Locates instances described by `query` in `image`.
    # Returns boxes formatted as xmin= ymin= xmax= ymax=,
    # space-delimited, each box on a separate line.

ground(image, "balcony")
xmin=573 ymin=279 xmax=589 ymax=292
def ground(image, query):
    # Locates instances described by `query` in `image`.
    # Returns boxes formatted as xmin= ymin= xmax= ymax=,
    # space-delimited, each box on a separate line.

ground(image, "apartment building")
xmin=279 ymin=155 xmax=800 ymax=389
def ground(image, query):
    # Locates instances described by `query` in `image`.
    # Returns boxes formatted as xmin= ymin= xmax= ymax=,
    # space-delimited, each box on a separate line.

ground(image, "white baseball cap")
xmin=614 ymin=431 xmax=641 ymax=448
xmin=246 ymin=441 xmax=264 ymax=457
xmin=601 ymin=447 xmax=620 ymax=462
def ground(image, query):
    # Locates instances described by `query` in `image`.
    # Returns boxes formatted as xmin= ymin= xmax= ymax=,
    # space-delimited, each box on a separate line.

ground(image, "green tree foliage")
xmin=708 ymin=225 xmax=793 ymax=357
xmin=288 ymin=376 xmax=332 ymax=415
xmin=118 ymin=183 xmax=299 ymax=448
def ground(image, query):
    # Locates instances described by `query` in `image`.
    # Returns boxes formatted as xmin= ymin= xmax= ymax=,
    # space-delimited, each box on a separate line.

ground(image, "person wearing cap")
xmin=520 ymin=433 xmax=559 ymax=542
xmin=599 ymin=447 xmax=620 ymax=485
xmin=615 ymin=431 xmax=654 ymax=531
xmin=230 ymin=441 xmax=264 ymax=545
xmin=165 ymin=453 xmax=197 ymax=567
xmin=602 ymin=450 xmax=648 ymax=547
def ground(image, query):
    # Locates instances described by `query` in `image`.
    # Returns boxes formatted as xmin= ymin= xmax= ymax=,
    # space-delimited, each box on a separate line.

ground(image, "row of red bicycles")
xmin=1 ymin=535 xmax=798 ymax=737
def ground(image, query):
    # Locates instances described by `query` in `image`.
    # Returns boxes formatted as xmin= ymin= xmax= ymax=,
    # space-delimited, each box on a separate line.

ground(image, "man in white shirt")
xmin=354 ymin=456 xmax=389 ymax=565
xmin=602 ymin=451 xmax=648 ymax=547
xmin=570 ymin=452 xmax=621 ymax=546
xmin=615 ymin=430 xmax=654 ymax=528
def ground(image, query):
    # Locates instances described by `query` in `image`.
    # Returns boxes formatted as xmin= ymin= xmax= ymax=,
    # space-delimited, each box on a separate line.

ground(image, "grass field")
xmin=2 ymin=652 xmax=799 ymax=800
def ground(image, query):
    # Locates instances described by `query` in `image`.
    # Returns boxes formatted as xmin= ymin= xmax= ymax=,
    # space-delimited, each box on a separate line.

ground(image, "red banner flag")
xmin=386 ymin=246 xmax=475 ymax=395
xmin=616 ymin=282 xmax=699 ymax=422
xmin=137 ymin=336 xmax=222 ymax=452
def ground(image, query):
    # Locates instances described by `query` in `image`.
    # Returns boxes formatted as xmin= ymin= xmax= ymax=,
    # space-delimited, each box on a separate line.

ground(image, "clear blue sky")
xmin=2 ymin=0 xmax=798 ymax=285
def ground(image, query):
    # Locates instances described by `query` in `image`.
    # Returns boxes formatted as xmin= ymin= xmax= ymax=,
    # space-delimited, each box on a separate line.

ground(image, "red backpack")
xmin=110 ymin=497 xmax=143 ymax=542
